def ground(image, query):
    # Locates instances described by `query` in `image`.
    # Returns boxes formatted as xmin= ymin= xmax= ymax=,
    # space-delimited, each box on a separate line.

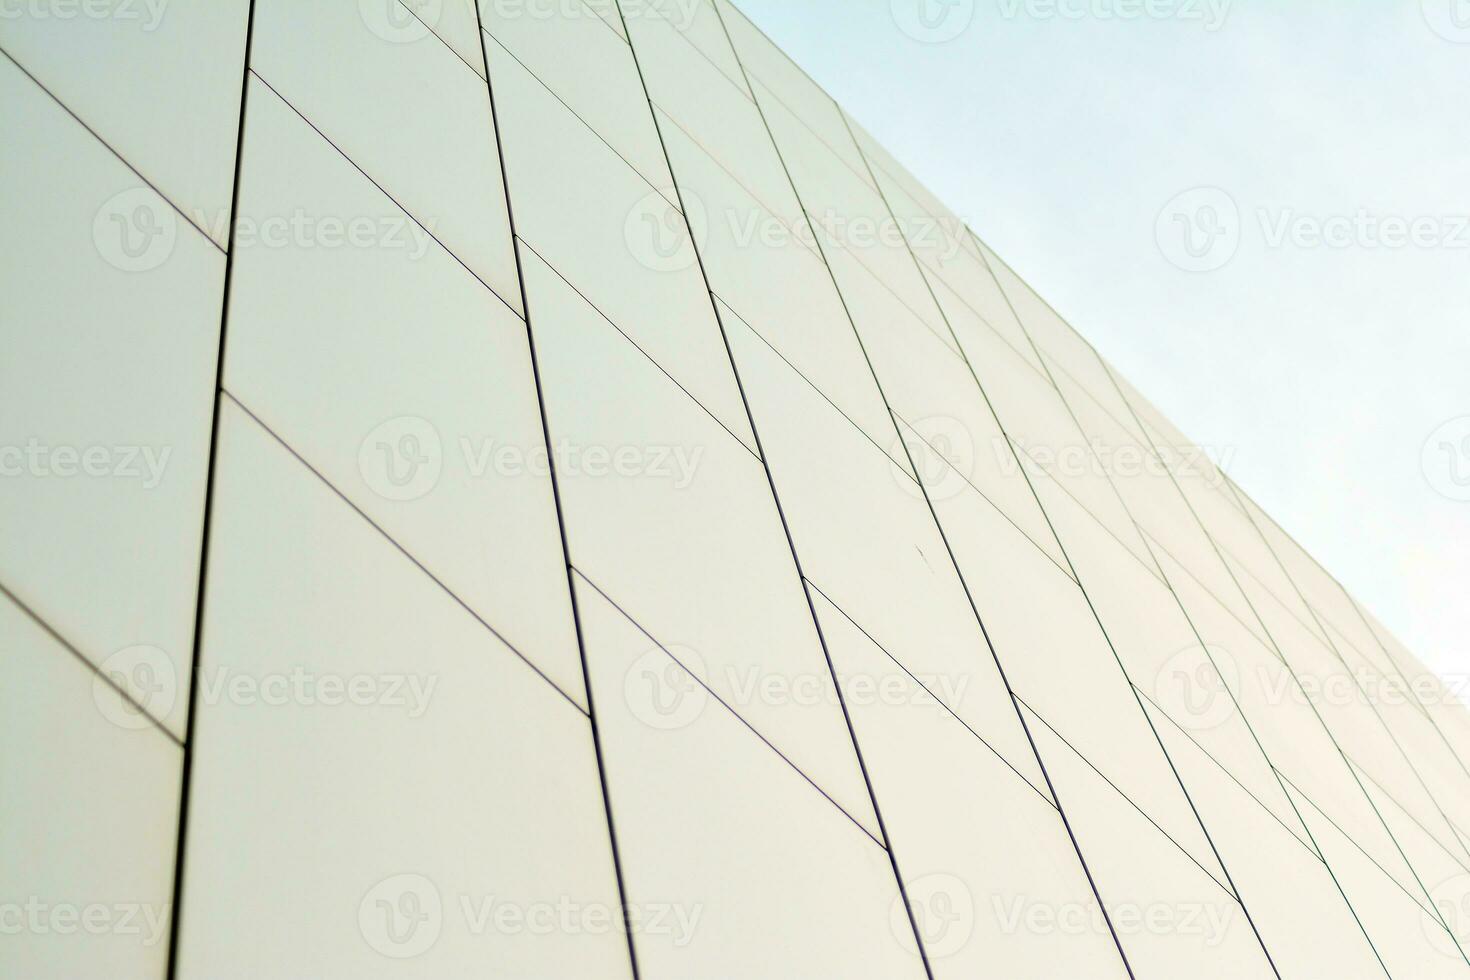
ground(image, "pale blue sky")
xmin=736 ymin=0 xmax=1470 ymax=682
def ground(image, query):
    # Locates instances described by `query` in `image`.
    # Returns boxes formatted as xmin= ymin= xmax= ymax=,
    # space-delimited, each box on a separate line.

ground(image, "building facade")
xmin=4 ymin=1 xmax=1470 ymax=977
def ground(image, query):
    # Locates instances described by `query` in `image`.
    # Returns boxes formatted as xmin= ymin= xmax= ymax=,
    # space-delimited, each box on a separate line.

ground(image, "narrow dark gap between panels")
xmin=165 ymin=3 xmax=260 ymax=978
xmin=707 ymin=3 xmax=1141 ymax=974
xmin=617 ymin=3 xmax=938 ymax=976
xmin=473 ymin=9 xmax=644 ymax=976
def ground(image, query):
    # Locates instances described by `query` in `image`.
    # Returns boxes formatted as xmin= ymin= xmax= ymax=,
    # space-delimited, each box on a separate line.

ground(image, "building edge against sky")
xmin=4 ymin=0 xmax=1470 ymax=977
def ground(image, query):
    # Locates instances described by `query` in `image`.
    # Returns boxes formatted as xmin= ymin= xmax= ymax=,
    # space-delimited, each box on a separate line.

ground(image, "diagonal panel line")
xmin=712 ymin=291 xmax=917 ymax=477
xmin=998 ymin=431 xmax=1173 ymax=591
xmin=0 ymin=43 xmax=225 ymax=253
xmin=647 ymin=95 xmax=965 ymax=375
xmin=1019 ymin=345 xmax=1389 ymax=671
xmin=1275 ymin=765 xmax=1470 ymax=928
xmin=1340 ymin=752 xmax=1470 ymax=880
xmin=480 ymin=26 xmax=680 ymax=214
xmin=1133 ymin=685 xmax=1321 ymax=855
xmin=1280 ymin=760 xmax=1470 ymax=939
xmin=1012 ymin=694 xmax=1239 ymax=901
xmin=0 ymin=579 xmax=183 ymax=749
xmin=473 ymin=11 xmax=643 ymax=975
xmin=923 ymin=259 xmax=1064 ymax=393
xmin=391 ymin=0 xmax=486 ymax=78
xmin=613 ymin=3 xmax=936 ymax=976
xmin=243 ymin=67 xmax=523 ymax=322
xmin=965 ymin=231 xmax=1292 ymax=979
xmin=803 ymin=578 xmax=1058 ymax=812
xmin=1180 ymin=444 xmax=1470 ymax=964
xmin=890 ymin=413 xmax=1078 ymax=585
xmin=512 ymin=235 xmax=758 ymax=460
xmin=1229 ymin=471 xmax=1470 ymax=759
xmin=1338 ymin=596 xmax=1470 ymax=847
xmin=971 ymin=231 xmax=1383 ymax=978
xmin=1210 ymin=470 xmax=1470 ymax=873
xmin=572 ymin=567 xmax=889 ymax=851
xmin=714 ymin=0 xmax=948 ymax=221
xmin=710 ymin=3 xmax=1139 ymax=974
xmin=1048 ymin=299 xmax=1465 ymax=960
xmin=219 ymin=390 xmax=588 ymax=714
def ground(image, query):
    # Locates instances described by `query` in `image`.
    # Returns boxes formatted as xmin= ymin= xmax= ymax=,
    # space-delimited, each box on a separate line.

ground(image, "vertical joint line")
xmin=965 ymin=240 xmax=1295 ymax=979
xmin=715 ymin=2 xmax=1147 ymax=973
xmin=828 ymin=92 xmax=1143 ymax=980
xmin=165 ymin=2 xmax=259 ymax=977
xmin=474 ymin=14 xmax=642 ymax=978
xmin=617 ymin=2 xmax=936 ymax=976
